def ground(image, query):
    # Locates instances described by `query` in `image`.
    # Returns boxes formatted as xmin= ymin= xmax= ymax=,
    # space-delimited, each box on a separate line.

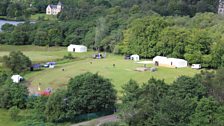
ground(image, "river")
xmin=0 ymin=19 xmax=24 ymax=31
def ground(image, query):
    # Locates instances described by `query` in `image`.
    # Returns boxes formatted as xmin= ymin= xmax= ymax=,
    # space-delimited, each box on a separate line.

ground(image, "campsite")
xmin=0 ymin=45 xmax=200 ymax=95
xmin=1 ymin=0 xmax=224 ymax=125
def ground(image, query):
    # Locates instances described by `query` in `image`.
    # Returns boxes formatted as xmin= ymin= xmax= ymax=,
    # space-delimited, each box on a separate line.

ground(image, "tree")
xmin=0 ymin=81 xmax=28 ymax=109
xmin=1 ymin=23 xmax=15 ymax=32
xmin=26 ymin=96 xmax=49 ymax=121
xmin=67 ymin=72 xmax=117 ymax=117
xmin=2 ymin=51 xmax=31 ymax=73
xmin=95 ymin=17 xmax=109 ymax=51
xmin=45 ymin=89 xmax=68 ymax=122
xmin=120 ymin=78 xmax=169 ymax=125
xmin=200 ymin=68 xmax=224 ymax=103
xmin=190 ymin=97 xmax=224 ymax=125
xmin=170 ymin=76 xmax=207 ymax=99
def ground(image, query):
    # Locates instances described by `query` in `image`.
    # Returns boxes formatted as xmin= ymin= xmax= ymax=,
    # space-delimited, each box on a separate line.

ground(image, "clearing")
xmin=0 ymin=45 xmax=200 ymax=95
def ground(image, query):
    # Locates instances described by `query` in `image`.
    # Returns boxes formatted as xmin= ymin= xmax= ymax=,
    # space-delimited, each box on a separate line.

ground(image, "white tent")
xmin=130 ymin=54 xmax=140 ymax=61
xmin=153 ymin=56 xmax=188 ymax=68
xmin=191 ymin=64 xmax=201 ymax=69
xmin=67 ymin=44 xmax=87 ymax=53
xmin=11 ymin=75 xmax=23 ymax=83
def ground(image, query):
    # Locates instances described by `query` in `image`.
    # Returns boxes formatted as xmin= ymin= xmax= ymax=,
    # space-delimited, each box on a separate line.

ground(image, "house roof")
xmin=49 ymin=4 xmax=58 ymax=9
xmin=68 ymin=44 xmax=87 ymax=48
xmin=153 ymin=56 xmax=187 ymax=62
xmin=131 ymin=54 xmax=139 ymax=57
xmin=58 ymin=1 xmax=62 ymax=5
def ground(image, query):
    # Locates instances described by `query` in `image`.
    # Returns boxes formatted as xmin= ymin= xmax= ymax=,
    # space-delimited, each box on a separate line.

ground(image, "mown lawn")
xmin=25 ymin=54 xmax=200 ymax=95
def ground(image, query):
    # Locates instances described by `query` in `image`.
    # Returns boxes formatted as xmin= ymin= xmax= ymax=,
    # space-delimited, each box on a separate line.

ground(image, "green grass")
xmin=0 ymin=45 xmax=69 ymax=63
xmin=0 ymin=45 xmax=200 ymax=95
xmin=30 ymin=13 xmax=57 ymax=21
xmin=25 ymin=54 xmax=200 ymax=95
xmin=0 ymin=109 xmax=17 ymax=126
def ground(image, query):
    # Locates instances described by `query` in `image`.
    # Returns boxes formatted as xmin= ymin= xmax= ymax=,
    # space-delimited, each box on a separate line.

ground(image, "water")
xmin=0 ymin=19 xmax=24 ymax=31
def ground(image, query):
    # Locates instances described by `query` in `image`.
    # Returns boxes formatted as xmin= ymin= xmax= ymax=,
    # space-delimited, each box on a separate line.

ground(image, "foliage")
xmin=44 ymin=72 xmax=116 ymax=122
xmin=0 ymin=1 xmax=223 ymax=68
xmin=45 ymin=89 xmax=68 ymax=122
xmin=200 ymin=69 xmax=224 ymax=103
xmin=9 ymin=106 xmax=20 ymax=121
xmin=2 ymin=51 xmax=31 ymax=73
xmin=0 ymin=81 xmax=29 ymax=109
xmin=120 ymin=73 xmax=224 ymax=125
xmin=190 ymin=97 xmax=224 ymax=126
xmin=63 ymin=53 xmax=74 ymax=60
xmin=26 ymin=96 xmax=49 ymax=121
xmin=67 ymin=72 xmax=117 ymax=118
xmin=100 ymin=121 xmax=128 ymax=126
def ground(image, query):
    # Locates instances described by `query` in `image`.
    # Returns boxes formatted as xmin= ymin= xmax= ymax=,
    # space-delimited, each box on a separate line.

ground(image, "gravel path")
xmin=71 ymin=114 xmax=119 ymax=126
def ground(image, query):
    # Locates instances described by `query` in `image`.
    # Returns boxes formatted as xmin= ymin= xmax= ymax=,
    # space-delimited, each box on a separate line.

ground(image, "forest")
xmin=0 ymin=0 xmax=223 ymax=68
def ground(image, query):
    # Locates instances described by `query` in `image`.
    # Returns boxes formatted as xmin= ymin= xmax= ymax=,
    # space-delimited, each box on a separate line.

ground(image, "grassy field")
xmin=0 ymin=45 xmax=68 ymax=63
xmin=30 ymin=13 xmax=57 ymax=21
xmin=25 ymin=54 xmax=200 ymax=95
xmin=0 ymin=109 xmax=17 ymax=126
xmin=0 ymin=45 xmax=200 ymax=95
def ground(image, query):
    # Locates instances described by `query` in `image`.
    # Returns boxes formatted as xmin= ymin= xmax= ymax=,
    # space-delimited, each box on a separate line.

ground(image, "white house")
xmin=11 ymin=75 xmax=23 ymax=83
xmin=46 ymin=1 xmax=62 ymax=15
xmin=130 ymin=54 xmax=140 ymax=61
xmin=67 ymin=44 xmax=87 ymax=53
xmin=153 ymin=56 xmax=188 ymax=68
xmin=218 ymin=0 xmax=224 ymax=15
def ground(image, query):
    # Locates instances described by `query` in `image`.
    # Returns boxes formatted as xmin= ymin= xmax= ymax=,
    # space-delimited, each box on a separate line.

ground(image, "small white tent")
xmin=130 ymin=54 xmax=140 ymax=61
xmin=67 ymin=44 xmax=87 ymax=52
xmin=191 ymin=64 xmax=201 ymax=69
xmin=11 ymin=75 xmax=23 ymax=83
xmin=153 ymin=56 xmax=188 ymax=68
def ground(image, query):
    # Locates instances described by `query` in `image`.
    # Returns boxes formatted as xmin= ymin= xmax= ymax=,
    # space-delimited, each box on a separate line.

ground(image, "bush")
xmin=63 ymin=53 xmax=74 ymax=60
xmin=9 ymin=106 xmax=20 ymax=121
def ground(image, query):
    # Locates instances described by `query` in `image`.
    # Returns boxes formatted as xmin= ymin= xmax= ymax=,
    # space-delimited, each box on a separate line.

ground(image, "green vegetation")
xmin=26 ymin=55 xmax=199 ymax=93
xmin=45 ymin=73 xmax=116 ymax=122
xmin=1 ymin=0 xmax=224 ymax=125
xmin=0 ymin=109 xmax=18 ymax=126
xmin=0 ymin=45 xmax=67 ymax=63
xmin=2 ymin=51 xmax=31 ymax=73
xmin=119 ymin=73 xmax=224 ymax=125
xmin=30 ymin=13 xmax=57 ymax=21
xmin=1 ymin=12 xmax=224 ymax=68
xmin=0 ymin=45 xmax=200 ymax=93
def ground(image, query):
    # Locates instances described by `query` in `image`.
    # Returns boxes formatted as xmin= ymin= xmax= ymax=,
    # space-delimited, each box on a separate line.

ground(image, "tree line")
xmin=0 ymin=0 xmax=59 ymax=20
xmin=1 ymin=12 xmax=224 ymax=68
xmin=116 ymin=13 xmax=224 ymax=68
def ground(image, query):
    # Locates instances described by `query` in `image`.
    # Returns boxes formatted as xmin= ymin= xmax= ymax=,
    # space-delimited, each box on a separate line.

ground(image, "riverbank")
xmin=0 ymin=16 xmax=26 ymax=21
xmin=0 ymin=13 xmax=57 ymax=22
